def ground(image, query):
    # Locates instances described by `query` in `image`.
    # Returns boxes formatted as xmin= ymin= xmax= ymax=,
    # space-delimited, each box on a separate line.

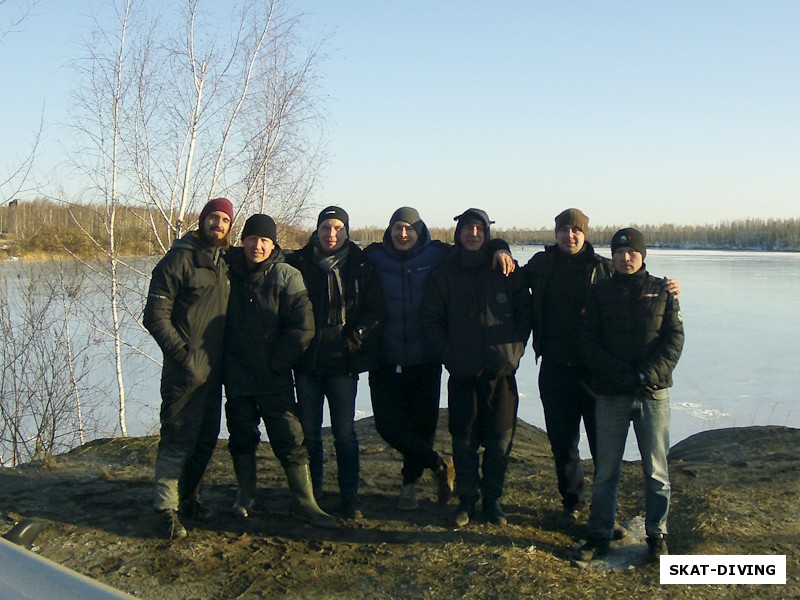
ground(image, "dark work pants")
xmin=538 ymin=360 xmax=597 ymax=511
xmin=448 ymin=372 xmax=518 ymax=503
xmin=225 ymin=383 xmax=308 ymax=467
xmin=369 ymin=362 xmax=443 ymax=485
xmin=154 ymin=377 xmax=222 ymax=511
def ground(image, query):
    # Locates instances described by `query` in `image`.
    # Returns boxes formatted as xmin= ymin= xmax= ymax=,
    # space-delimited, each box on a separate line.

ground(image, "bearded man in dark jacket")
xmin=577 ymin=228 xmax=684 ymax=564
xmin=285 ymin=206 xmax=384 ymax=520
xmin=423 ymin=208 xmax=532 ymax=528
xmin=143 ymin=197 xmax=233 ymax=540
xmin=224 ymin=214 xmax=336 ymax=529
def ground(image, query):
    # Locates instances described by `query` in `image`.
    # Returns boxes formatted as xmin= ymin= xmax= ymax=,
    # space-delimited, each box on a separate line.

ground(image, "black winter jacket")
xmin=143 ymin=231 xmax=229 ymax=401
xmin=423 ymin=249 xmax=532 ymax=378
xmin=523 ymin=241 xmax=612 ymax=361
xmin=580 ymin=267 xmax=684 ymax=396
xmin=285 ymin=237 xmax=384 ymax=375
xmin=224 ymin=246 xmax=315 ymax=397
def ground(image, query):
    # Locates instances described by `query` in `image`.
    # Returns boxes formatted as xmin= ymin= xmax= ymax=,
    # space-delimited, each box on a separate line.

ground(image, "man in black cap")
xmin=223 ymin=214 xmax=336 ymax=529
xmin=285 ymin=206 xmax=385 ymax=520
xmin=576 ymin=227 xmax=684 ymax=563
xmin=523 ymin=209 xmax=680 ymax=532
xmin=144 ymin=197 xmax=234 ymax=539
xmin=423 ymin=209 xmax=532 ymax=527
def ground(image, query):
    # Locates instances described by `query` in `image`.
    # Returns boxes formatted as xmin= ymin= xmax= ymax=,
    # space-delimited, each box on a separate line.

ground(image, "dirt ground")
xmin=2 ymin=413 xmax=798 ymax=599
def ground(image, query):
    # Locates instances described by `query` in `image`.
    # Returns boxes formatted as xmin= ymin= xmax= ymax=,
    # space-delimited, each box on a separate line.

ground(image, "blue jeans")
xmin=295 ymin=372 xmax=360 ymax=497
xmin=587 ymin=389 xmax=671 ymax=539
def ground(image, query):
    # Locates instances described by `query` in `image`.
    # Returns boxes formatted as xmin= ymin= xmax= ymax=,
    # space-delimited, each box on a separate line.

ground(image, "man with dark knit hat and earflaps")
xmin=522 ymin=209 xmax=681 ymax=537
xmin=223 ymin=214 xmax=337 ymax=529
xmin=422 ymin=208 xmax=532 ymax=528
xmin=144 ymin=197 xmax=234 ymax=540
xmin=285 ymin=206 xmax=385 ymax=520
xmin=576 ymin=227 xmax=684 ymax=564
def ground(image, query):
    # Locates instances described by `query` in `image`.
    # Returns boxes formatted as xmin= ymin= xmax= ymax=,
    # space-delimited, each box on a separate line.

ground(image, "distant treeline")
xmin=0 ymin=199 xmax=308 ymax=257
xmin=352 ymin=218 xmax=800 ymax=252
xmin=1 ymin=199 xmax=798 ymax=256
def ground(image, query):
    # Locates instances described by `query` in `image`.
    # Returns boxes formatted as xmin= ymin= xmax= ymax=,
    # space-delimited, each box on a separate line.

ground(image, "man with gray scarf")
xmin=286 ymin=206 xmax=384 ymax=520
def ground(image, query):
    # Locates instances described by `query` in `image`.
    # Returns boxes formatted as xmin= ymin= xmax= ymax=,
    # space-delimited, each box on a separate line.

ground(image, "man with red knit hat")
xmin=144 ymin=197 xmax=234 ymax=540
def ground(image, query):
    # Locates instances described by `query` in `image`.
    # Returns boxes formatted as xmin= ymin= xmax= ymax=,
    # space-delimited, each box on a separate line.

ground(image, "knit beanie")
xmin=317 ymin=205 xmax=350 ymax=233
xmin=453 ymin=208 xmax=493 ymax=245
xmin=199 ymin=197 xmax=234 ymax=225
xmin=610 ymin=227 xmax=647 ymax=259
xmin=554 ymin=208 xmax=589 ymax=234
xmin=389 ymin=206 xmax=425 ymax=238
xmin=241 ymin=214 xmax=277 ymax=243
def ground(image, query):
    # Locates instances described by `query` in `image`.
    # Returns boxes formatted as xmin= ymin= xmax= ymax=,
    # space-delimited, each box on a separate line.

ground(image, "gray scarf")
xmin=313 ymin=242 xmax=351 ymax=326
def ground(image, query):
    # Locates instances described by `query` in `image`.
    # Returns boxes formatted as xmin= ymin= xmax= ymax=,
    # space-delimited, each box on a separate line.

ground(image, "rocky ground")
xmin=1 ymin=413 xmax=798 ymax=599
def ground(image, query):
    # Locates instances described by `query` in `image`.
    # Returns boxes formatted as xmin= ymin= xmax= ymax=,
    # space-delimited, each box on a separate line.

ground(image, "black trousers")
xmin=538 ymin=360 xmax=597 ymax=511
xmin=447 ymin=372 xmax=518 ymax=502
xmin=369 ymin=362 xmax=443 ymax=485
xmin=225 ymin=384 xmax=308 ymax=468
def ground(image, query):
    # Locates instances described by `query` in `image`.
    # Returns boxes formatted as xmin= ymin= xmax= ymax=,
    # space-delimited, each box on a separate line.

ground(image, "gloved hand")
xmin=342 ymin=327 xmax=365 ymax=354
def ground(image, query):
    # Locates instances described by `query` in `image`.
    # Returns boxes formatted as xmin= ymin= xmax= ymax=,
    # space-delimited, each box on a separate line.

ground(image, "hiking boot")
xmin=159 ymin=509 xmax=187 ymax=540
xmin=555 ymin=508 xmax=580 ymax=529
xmin=482 ymin=499 xmax=508 ymax=526
xmin=341 ymin=493 xmax=363 ymax=521
xmin=453 ymin=500 xmax=476 ymax=528
xmin=178 ymin=497 xmax=214 ymax=523
xmin=575 ymin=537 xmax=609 ymax=562
xmin=434 ymin=456 xmax=455 ymax=506
xmin=613 ymin=521 xmax=628 ymax=541
xmin=397 ymin=483 xmax=418 ymax=511
xmin=646 ymin=534 xmax=668 ymax=563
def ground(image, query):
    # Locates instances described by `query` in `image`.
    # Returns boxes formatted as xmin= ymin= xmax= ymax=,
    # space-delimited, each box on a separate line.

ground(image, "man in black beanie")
xmin=223 ymin=214 xmax=337 ymax=529
xmin=285 ymin=206 xmax=385 ymax=520
xmin=423 ymin=208 xmax=532 ymax=527
xmin=577 ymin=227 xmax=684 ymax=563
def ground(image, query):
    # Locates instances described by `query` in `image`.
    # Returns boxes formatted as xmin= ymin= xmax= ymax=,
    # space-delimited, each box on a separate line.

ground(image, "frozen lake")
xmin=3 ymin=247 xmax=798 ymax=462
xmin=356 ymin=246 xmax=800 ymax=460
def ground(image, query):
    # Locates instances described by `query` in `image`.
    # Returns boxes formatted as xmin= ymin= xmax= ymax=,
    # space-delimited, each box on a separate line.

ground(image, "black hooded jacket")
xmin=422 ymin=211 xmax=532 ymax=377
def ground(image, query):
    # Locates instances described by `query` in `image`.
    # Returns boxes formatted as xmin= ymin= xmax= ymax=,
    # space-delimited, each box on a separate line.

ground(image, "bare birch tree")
xmin=0 ymin=263 xmax=100 ymax=466
xmin=62 ymin=0 xmax=328 ymax=439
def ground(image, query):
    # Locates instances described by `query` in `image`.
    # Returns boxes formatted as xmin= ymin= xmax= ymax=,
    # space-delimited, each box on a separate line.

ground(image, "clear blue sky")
xmin=2 ymin=1 xmax=799 ymax=229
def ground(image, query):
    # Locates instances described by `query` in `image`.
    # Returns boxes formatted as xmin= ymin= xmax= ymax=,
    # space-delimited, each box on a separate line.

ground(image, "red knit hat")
xmin=199 ymin=198 xmax=234 ymax=225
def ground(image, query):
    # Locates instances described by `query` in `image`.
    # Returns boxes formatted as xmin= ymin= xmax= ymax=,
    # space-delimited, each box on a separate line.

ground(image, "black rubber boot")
xmin=231 ymin=453 xmax=257 ymax=518
xmin=285 ymin=464 xmax=339 ymax=529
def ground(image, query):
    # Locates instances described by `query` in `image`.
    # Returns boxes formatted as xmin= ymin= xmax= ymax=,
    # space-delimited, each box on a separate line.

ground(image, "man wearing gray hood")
xmin=422 ymin=209 xmax=532 ymax=527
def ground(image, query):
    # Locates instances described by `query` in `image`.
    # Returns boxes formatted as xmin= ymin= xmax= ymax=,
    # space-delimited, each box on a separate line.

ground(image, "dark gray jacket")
xmin=143 ymin=232 xmax=229 ymax=401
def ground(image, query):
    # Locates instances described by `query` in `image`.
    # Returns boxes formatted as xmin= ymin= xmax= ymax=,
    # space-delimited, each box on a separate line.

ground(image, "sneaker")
xmin=179 ymin=497 xmax=214 ymax=523
xmin=612 ymin=521 xmax=628 ymax=541
xmin=397 ymin=484 xmax=418 ymax=511
xmin=341 ymin=493 xmax=363 ymax=521
xmin=555 ymin=508 xmax=580 ymax=529
xmin=482 ymin=499 xmax=508 ymax=526
xmin=435 ymin=456 xmax=455 ymax=506
xmin=159 ymin=509 xmax=187 ymax=540
xmin=646 ymin=534 xmax=668 ymax=563
xmin=575 ymin=537 xmax=609 ymax=562
xmin=453 ymin=500 xmax=476 ymax=528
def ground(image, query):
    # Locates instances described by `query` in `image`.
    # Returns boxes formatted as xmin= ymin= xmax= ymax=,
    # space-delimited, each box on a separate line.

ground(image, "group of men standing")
xmin=143 ymin=199 xmax=683 ymax=565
